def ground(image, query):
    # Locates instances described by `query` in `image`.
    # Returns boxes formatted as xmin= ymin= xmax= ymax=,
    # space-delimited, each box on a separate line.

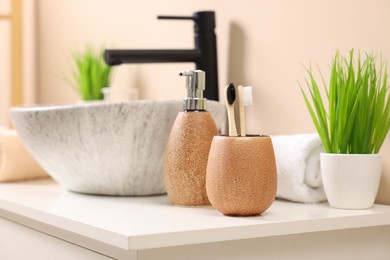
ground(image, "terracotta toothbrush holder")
xmin=206 ymin=135 xmax=277 ymax=216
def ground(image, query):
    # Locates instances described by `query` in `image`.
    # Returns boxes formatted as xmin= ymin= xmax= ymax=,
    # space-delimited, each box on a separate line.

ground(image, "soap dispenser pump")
xmin=164 ymin=70 xmax=218 ymax=206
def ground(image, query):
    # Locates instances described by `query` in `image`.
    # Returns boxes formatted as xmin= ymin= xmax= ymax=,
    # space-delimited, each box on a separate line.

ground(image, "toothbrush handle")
xmin=227 ymin=106 xmax=238 ymax=137
xmin=238 ymin=86 xmax=246 ymax=137
xmin=224 ymin=84 xmax=238 ymax=137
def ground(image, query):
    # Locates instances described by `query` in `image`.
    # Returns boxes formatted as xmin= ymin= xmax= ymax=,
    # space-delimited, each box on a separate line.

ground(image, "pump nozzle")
xmin=179 ymin=70 xmax=207 ymax=111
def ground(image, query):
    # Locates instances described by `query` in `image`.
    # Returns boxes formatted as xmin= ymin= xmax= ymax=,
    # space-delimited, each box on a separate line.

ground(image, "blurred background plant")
xmin=67 ymin=46 xmax=112 ymax=100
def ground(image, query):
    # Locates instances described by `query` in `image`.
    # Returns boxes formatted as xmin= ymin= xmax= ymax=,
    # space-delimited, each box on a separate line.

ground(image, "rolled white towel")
xmin=271 ymin=134 xmax=326 ymax=203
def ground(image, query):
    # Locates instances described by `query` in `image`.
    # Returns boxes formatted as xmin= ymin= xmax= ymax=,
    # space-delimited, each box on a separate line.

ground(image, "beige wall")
xmin=0 ymin=15 xmax=11 ymax=126
xmin=0 ymin=0 xmax=11 ymax=126
xmin=37 ymin=0 xmax=390 ymax=203
xmin=0 ymin=0 xmax=36 ymax=127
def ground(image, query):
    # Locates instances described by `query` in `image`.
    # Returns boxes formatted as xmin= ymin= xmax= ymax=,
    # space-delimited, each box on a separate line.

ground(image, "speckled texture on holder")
xmin=164 ymin=111 xmax=217 ymax=205
xmin=206 ymin=135 xmax=277 ymax=216
xmin=10 ymin=100 xmax=226 ymax=196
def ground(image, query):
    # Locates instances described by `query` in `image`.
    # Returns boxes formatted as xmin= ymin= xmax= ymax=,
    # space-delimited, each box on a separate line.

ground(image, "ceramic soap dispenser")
xmin=164 ymin=70 xmax=218 ymax=206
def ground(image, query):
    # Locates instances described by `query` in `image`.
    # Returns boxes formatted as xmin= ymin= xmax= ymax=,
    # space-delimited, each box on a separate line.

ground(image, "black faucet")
xmin=104 ymin=11 xmax=219 ymax=101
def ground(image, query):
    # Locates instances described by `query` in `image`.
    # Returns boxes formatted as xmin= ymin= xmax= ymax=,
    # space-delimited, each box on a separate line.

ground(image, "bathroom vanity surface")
xmin=1 ymin=179 xmax=390 ymax=260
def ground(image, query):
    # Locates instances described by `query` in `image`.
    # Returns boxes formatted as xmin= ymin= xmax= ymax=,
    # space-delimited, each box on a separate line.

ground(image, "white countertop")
xmin=1 ymin=179 xmax=390 ymax=253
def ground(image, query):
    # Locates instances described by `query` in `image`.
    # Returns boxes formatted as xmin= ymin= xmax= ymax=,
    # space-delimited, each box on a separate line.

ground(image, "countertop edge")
xmin=0 ymin=198 xmax=131 ymax=258
xmin=127 ymin=210 xmax=390 ymax=249
xmin=1 ymin=180 xmax=390 ymax=251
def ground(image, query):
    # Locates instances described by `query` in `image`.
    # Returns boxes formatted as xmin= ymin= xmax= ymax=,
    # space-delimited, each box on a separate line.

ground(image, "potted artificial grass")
xmin=301 ymin=50 xmax=390 ymax=209
xmin=69 ymin=47 xmax=112 ymax=101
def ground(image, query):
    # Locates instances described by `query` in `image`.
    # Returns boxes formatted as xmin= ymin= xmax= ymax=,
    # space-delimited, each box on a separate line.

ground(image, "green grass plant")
xmin=70 ymin=47 xmax=112 ymax=100
xmin=301 ymin=50 xmax=390 ymax=154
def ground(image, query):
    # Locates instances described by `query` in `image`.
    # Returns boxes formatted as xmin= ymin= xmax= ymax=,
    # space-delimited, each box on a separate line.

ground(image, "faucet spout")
xmin=104 ymin=49 xmax=201 ymax=66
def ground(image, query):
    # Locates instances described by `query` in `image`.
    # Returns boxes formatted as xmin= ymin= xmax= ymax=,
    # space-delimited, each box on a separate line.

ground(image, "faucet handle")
xmin=157 ymin=11 xmax=215 ymax=33
xmin=157 ymin=15 xmax=194 ymax=20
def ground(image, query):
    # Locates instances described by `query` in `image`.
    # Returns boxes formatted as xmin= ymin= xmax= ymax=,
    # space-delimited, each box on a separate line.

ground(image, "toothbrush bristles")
xmin=227 ymin=83 xmax=236 ymax=104
xmin=242 ymin=86 xmax=253 ymax=106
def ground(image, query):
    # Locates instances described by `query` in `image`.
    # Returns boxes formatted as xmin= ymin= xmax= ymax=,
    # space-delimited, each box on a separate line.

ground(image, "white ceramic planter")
xmin=320 ymin=153 xmax=382 ymax=209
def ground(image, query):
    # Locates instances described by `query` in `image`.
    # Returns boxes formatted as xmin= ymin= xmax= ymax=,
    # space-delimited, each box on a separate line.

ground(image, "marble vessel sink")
xmin=10 ymin=100 xmax=225 ymax=196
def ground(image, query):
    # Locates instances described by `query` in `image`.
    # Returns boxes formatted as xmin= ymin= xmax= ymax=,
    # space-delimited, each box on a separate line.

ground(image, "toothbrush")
xmin=237 ymin=85 xmax=253 ymax=137
xmin=224 ymin=83 xmax=238 ymax=137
